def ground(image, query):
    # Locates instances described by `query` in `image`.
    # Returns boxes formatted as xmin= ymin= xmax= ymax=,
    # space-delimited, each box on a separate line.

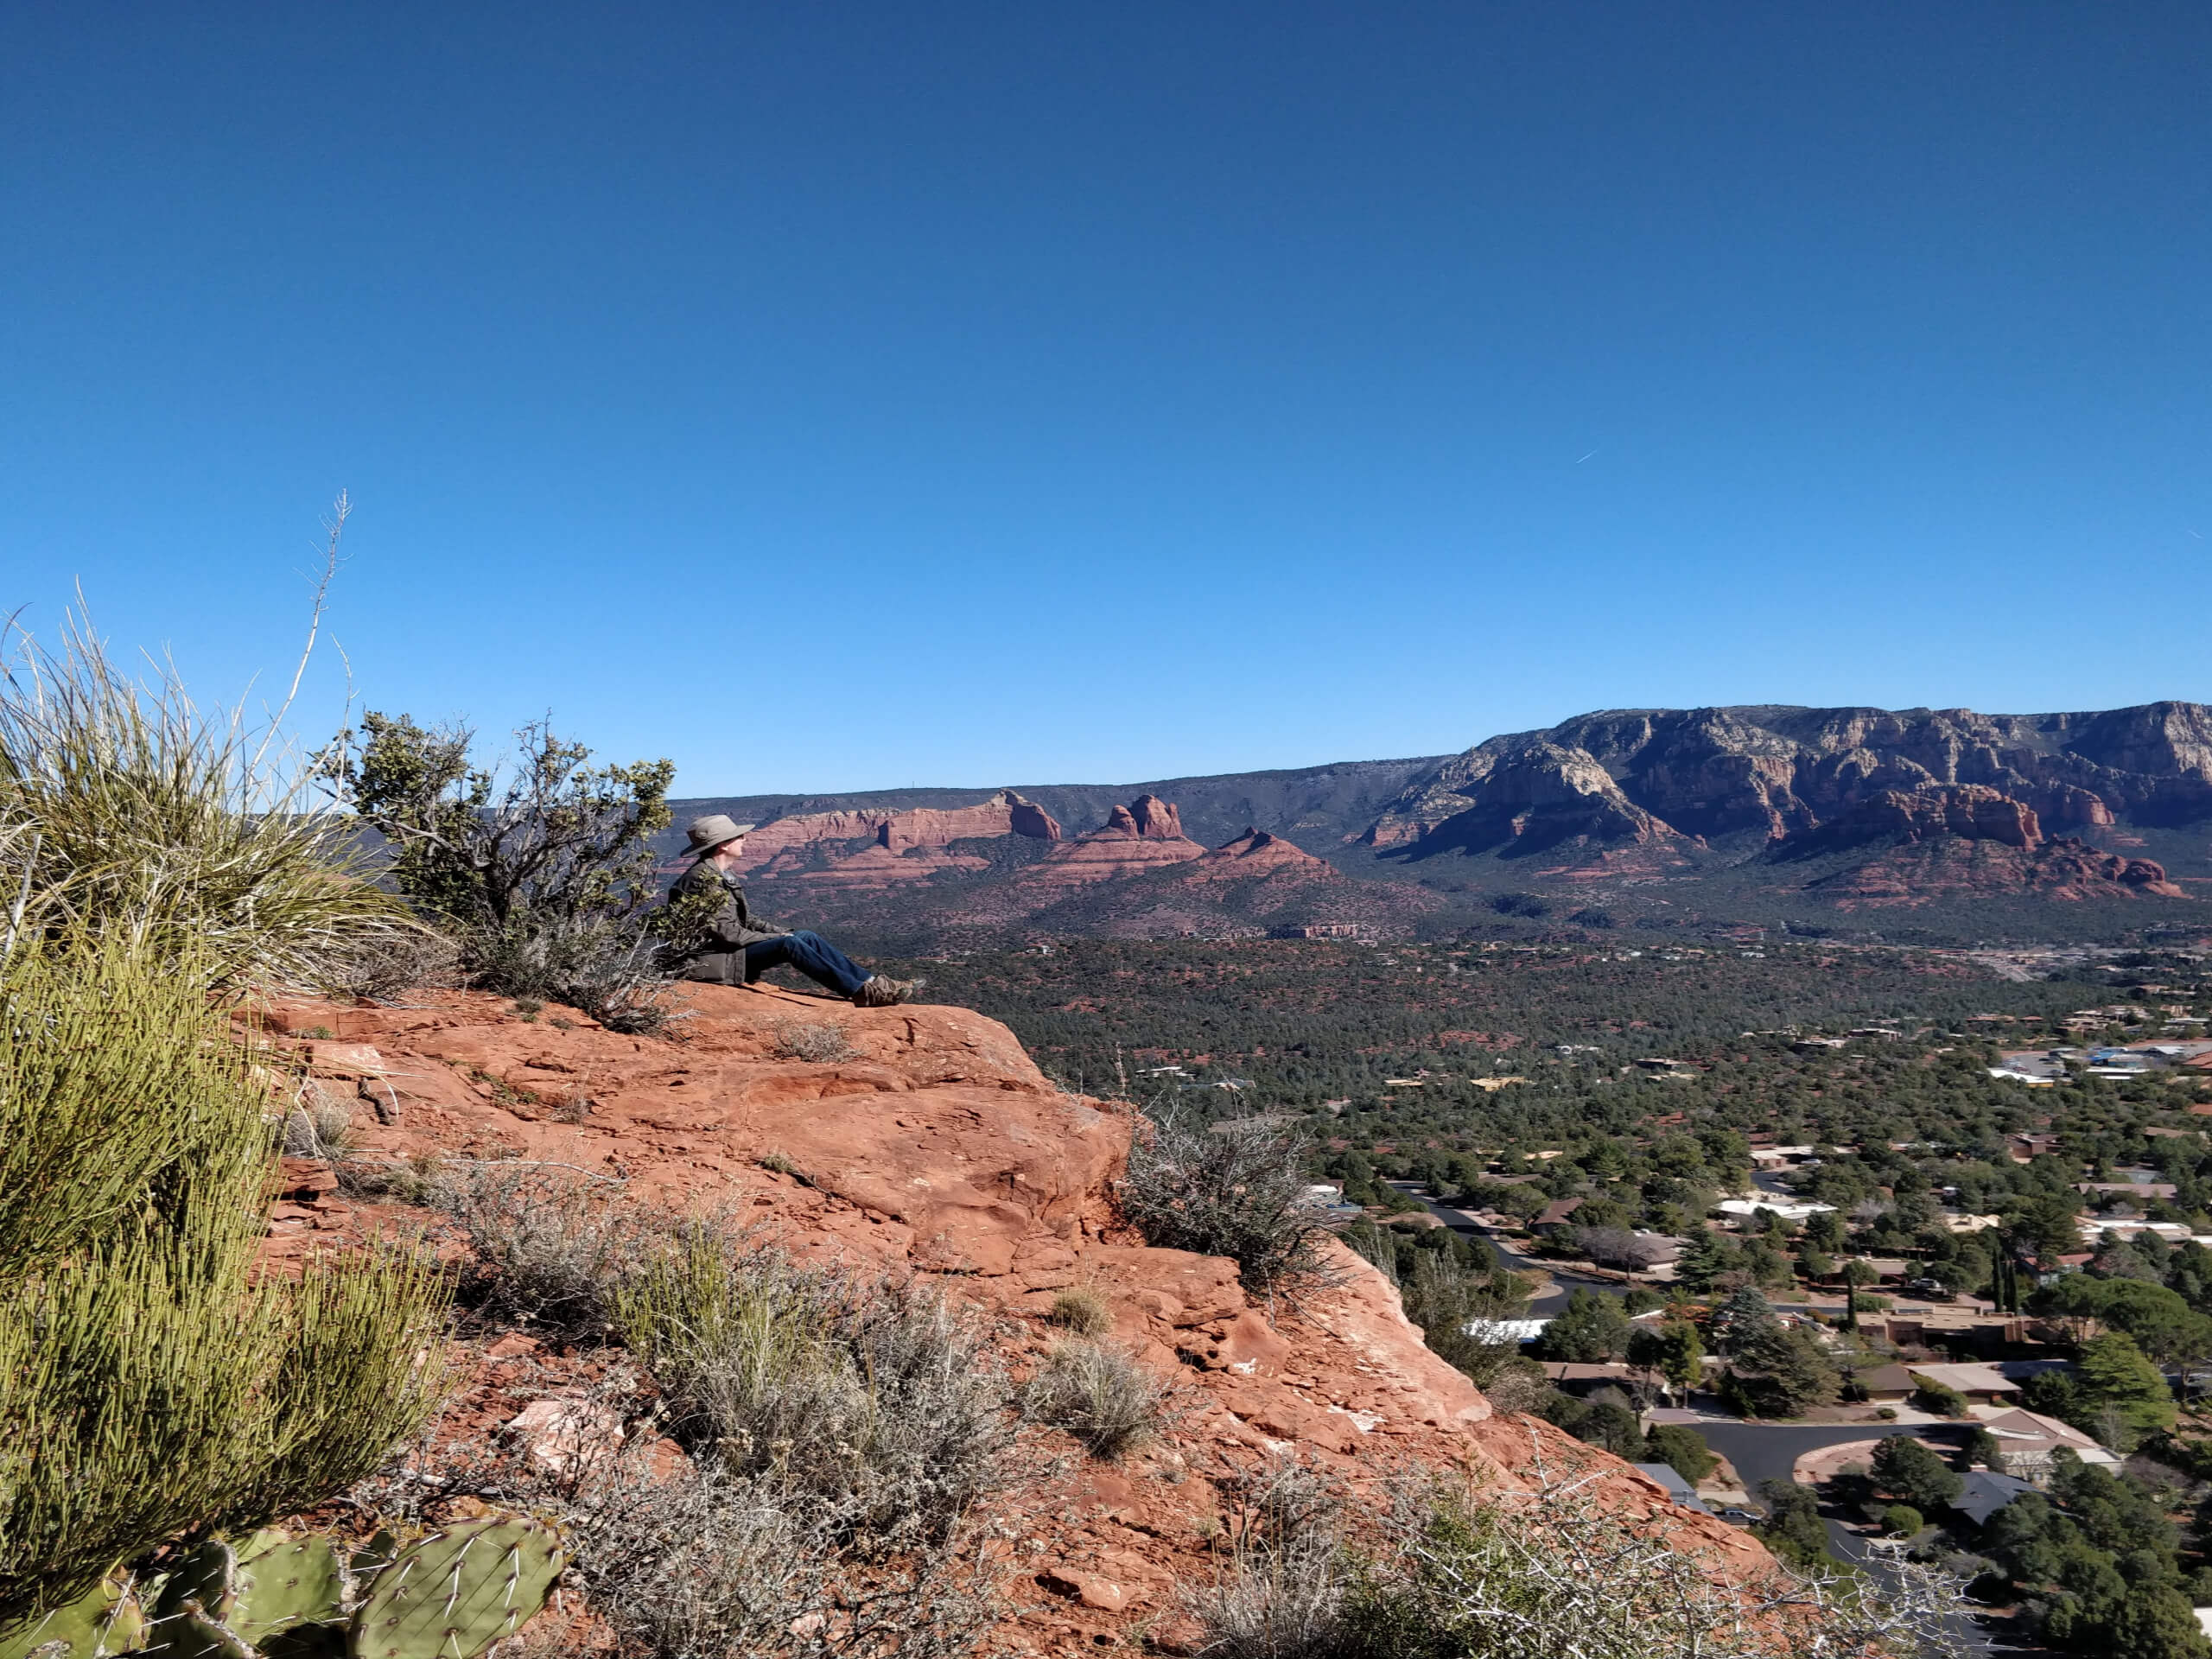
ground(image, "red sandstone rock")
xmin=735 ymin=791 xmax=1062 ymax=874
xmin=1129 ymin=796 xmax=1183 ymax=841
xmin=245 ymin=982 xmax=1766 ymax=1649
xmin=1185 ymin=828 xmax=1336 ymax=880
xmin=1013 ymin=800 xmax=1210 ymax=890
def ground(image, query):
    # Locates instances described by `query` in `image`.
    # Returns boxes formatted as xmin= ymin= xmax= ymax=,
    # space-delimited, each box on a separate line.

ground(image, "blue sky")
xmin=2 ymin=3 xmax=2207 ymax=794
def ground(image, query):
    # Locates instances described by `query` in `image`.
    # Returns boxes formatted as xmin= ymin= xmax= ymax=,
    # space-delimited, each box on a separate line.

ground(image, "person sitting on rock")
xmin=666 ymin=814 xmax=918 ymax=1007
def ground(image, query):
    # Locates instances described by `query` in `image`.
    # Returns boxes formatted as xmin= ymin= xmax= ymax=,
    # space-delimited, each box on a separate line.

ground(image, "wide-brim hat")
xmin=683 ymin=813 xmax=756 ymax=857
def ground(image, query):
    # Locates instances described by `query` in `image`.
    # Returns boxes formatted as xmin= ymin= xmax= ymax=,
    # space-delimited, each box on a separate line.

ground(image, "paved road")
xmin=1385 ymin=1182 xmax=1623 ymax=1313
xmin=1681 ymin=1420 xmax=2022 ymax=1653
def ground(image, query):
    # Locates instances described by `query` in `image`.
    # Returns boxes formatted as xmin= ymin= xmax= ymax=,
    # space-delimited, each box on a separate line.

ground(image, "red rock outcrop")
xmin=247 ymin=985 xmax=1756 ymax=1652
xmin=1184 ymin=827 xmax=1338 ymax=880
xmin=1794 ymin=784 xmax=2045 ymax=853
xmin=1813 ymin=836 xmax=2188 ymax=907
xmin=1016 ymin=799 xmax=1210 ymax=890
xmin=734 ymin=791 xmax=1061 ymax=872
xmin=879 ymin=791 xmax=1063 ymax=851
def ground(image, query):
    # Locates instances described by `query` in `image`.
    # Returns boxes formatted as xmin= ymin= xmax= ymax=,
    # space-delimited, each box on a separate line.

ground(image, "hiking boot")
xmin=852 ymin=975 xmax=918 ymax=1007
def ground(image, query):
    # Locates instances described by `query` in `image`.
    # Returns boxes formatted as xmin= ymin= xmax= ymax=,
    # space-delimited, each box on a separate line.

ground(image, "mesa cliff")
xmin=250 ymin=983 xmax=1757 ymax=1652
xmin=667 ymin=701 xmax=2210 ymax=944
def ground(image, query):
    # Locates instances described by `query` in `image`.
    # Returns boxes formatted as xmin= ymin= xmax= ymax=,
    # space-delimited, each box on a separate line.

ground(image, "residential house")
xmin=1854 ymin=1363 xmax=1916 ymax=1407
xmin=1533 ymin=1197 xmax=1587 ymax=1231
xmin=1906 ymin=1363 xmax=2021 ymax=1406
xmin=1631 ymin=1463 xmax=1713 ymax=1516
xmin=1953 ymin=1471 xmax=2039 ymax=1528
xmin=1978 ymin=1408 xmax=2122 ymax=1478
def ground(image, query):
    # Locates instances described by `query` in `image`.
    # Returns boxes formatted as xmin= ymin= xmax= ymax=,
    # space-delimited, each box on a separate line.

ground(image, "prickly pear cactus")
xmin=142 ymin=1541 xmax=249 ymax=1657
xmin=349 ymin=1517 xmax=565 ymax=1659
xmin=152 ymin=1540 xmax=238 ymax=1630
xmin=232 ymin=1532 xmax=346 ymax=1643
xmin=0 ymin=1568 xmax=147 ymax=1659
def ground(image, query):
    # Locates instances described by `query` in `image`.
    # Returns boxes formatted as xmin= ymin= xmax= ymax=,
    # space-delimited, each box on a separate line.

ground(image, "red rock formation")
xmin=1129 ymin=795 xmax=1183 ymax=840
xmin=736 ymin=791 xmax=1061 ymax=874
xmin=1814 ymin=837 xmax=2189 ymax=907
xmin=1017 ymin=800 xmax=1210 ymax=889
xmin=734 ymin=807 xmax=893 ymax=869
xmin=879 ymin=791 xmax=1062 ymax=851
xmin=1185 ymin=827 xmax=1338 ymax=880
xmin=245 ymin=984 xmax=1762 ymax=1653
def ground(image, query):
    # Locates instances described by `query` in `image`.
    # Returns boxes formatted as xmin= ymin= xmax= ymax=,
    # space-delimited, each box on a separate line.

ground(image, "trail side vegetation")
xmin=0 ymin=601 xmax=451 ymax=1636
xmin=325 ymin=710 xmax=681 ymax=1031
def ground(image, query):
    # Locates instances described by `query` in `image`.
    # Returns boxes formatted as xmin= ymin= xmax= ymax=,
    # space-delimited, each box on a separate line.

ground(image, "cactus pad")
xmin=0 ymin=1568 xmax=145 ymax=1659
xmin=232 ymin=1532 xmax=347 ymax=1640
xmin=152 ymin=1540 xmax=238 ymax=1628
xmin=350 ymin=1516 xmax=565 ymax=1659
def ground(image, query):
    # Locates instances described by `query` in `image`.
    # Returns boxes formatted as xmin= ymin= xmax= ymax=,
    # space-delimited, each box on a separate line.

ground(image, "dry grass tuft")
xmin=428 ymin=1161 xmax=645 ymax=1339
xmin=614 ymin=1225 xmax=1016 ymax=1554
xmin=1021 ymin=1339 xmax=1166 ymax=1460
xmin=0 ymin=602 xmax=421 ymax=993
xmin=1119 ymin=1110 xmax=1336 ymax=1294
xmin=772 ymin=1020 xmax=858 ymax=1063
xmin=1047 ymin=1284 xmax=1113 ymax=1336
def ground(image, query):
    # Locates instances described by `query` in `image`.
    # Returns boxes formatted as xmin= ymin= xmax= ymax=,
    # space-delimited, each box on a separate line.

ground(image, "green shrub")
xmin=1911 ymin=1377 xmax=1967 ymax=1418
xmin=1642 ymin=1422 xmax=1717 ymax=1485
xmin=328 ymin=712 xmax=677 ymax=1032
xmin=1883 ymin=1503 xmax=1923 ymax=1538
xmin=0 ymin=932 xmax=448 ymax=1630
xmin=1871 ymin=1435 xmax=1962 ymax=1512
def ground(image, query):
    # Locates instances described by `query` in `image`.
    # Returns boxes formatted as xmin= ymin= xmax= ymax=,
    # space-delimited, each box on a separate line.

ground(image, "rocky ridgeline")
xmin=1361 ymin=702 xmax=2209 ymax=900
xmin=248 ymin=985 xmax=1758 ymax=1653
xmin=1366 ymin=701 xmax=2212 ymax=854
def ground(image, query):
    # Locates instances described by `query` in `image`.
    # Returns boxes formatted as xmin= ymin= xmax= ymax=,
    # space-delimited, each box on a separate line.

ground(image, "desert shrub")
xmin=1393 ymin=1247 xmax=1535 ymax=1389
xmin=1119 ymin=1110 xmax=1333 ymax=1294
xmin=312 ymin=925 xmax=462 ymax=1002
xmin=1049 ymin=1284 xmax=1113 ymax=1336
xmin=569 ymin=1459 xmax=1006 ymax=1659
xmin=0 ymin=598 xmax=417 ymax=990
xmin=1334 ymin=1469 xmax=1973 ymax=1659
xmin=328 ymin=712 xmax=680 ymax=1033
xmin=430 ymin=1161 xmax=641 ymax=1338
xmin=0 ymin=931 xmax=448 ymax=1629
xmin=613 ymin=1225 xmax=1015 ymax=1551
xmin=281 ymin=1080 xmax=357 ymax=1160
xmin=773 ymin=1019 xmax=859 ymax=1063
xmin=1186 ymin=1457 xmax=1350 ymax=1659
xmin=1022 ymin=1340 xmax=1166 ymax=1459
xmin=1883 ymin=1503 xmax=1924 ymax=1538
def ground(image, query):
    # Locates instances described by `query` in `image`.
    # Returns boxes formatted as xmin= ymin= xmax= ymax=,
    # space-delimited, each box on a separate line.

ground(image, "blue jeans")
xmin=742 ymin=931 xmax=870 ymax=998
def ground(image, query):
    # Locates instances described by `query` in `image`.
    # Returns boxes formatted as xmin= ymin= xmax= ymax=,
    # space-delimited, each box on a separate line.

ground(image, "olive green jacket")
xmin=667 ymin=857 xmax=784 ymax=983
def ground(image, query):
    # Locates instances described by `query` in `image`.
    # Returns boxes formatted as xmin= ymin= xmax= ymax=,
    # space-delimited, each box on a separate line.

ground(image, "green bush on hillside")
xmin=0 ymin=608 xmax=416 ymax=990
xmin=327 ymin=712 xmax=678 ymax=1031
xmin=0 ymin=932 xmax=448 ymax=1630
